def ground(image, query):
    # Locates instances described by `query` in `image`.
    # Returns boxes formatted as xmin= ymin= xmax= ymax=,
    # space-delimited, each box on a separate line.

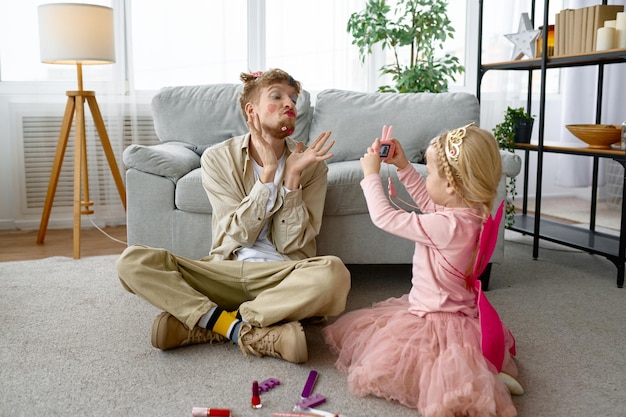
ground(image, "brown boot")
xmin=238 ymin=321 xmax=308 ymax=363
xmin=151 ymin=312 xmax=227 ymax=350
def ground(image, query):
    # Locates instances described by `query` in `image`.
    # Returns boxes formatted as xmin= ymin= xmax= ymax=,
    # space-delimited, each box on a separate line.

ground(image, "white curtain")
xmin=79 ymin=0 xmax=138 ymax=227
xmin=479 ymin=0 xmax=550 ymax=132
xmin=556 ymin=0 xmax=626 ymax=187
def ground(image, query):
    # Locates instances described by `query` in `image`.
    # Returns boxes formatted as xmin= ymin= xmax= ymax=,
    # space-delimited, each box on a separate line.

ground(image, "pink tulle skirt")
xmin=323 ymin=295 xmax=518 ymax=417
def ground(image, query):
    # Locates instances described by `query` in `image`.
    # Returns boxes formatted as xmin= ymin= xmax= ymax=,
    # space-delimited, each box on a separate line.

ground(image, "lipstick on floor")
xmin=191 ymin=407 xmax=231 ymax=417
xmin=251 ymin=380 xmax=262 ymax=409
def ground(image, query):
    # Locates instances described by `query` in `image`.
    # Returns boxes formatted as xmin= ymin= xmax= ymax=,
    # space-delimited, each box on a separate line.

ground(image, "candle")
xmin=596 ymin=26 xmax=615 ymax=51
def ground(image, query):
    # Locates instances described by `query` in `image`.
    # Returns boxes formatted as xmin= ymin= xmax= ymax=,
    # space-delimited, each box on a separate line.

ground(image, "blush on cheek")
xmin=267 ymin=104 xmax=277 ymax=113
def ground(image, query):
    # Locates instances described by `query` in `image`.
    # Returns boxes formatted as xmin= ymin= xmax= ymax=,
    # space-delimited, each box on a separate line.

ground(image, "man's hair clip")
xmin=251 ymin=71 xmax=263 ymax=78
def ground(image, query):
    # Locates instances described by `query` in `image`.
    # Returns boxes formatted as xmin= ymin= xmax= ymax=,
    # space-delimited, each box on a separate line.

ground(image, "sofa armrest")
xmin=500 ymin=150 xmax=522 ymax=178
xmin=123 ymin=142 xmax=201 ymax=182
xmin=125 ymin=169 xmax=175 ymax=249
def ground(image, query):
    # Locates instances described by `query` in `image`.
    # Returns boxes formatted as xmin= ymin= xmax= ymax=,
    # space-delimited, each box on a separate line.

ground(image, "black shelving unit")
xmin=477 ymin=0 xmax=626 ymax=287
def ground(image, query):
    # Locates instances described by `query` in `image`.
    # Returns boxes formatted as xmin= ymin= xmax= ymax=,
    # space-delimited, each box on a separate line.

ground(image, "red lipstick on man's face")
xmin=284 ymin=110 xmax=296 ymax=118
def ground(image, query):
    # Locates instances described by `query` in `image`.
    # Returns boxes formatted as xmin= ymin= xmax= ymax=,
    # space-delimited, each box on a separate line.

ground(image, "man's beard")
xmin=265 ymin=119 xmax=295 ymax=139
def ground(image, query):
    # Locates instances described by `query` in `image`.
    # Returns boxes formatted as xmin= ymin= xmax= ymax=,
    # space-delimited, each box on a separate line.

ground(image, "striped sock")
xmin=227 ymin=309 xmax=244 ymax=343
xmin=229 ymin=309 xmax=243 ymax=321
xmin=198 ymin=307 xmax=241 ymax=342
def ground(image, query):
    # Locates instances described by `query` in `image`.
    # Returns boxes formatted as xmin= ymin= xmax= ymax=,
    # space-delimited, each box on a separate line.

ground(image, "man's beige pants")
xmin=116 ymin=245 xmax=351 ymax=330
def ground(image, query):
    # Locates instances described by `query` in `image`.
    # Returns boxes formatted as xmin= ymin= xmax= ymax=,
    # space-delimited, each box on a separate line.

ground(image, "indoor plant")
xmin=493 ymin=106 xmax=535 ymax=146
xmin=347 ymin=0 xmax=464 ymax=93
xmin=493 ymin=106 xmax=534 ymax=227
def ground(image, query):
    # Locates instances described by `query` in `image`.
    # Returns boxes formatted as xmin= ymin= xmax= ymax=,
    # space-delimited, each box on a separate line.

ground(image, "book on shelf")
xmin=552 ymin=4 xmax=624 ymax=55
xmin=585 ymin=6 xmax=595 ymax=53
xmin=581 ymin=6 xmax=588 ymax=53
xmin=554 ymin=11 xmax=561 ymax=56
xmin=573 ymin=7 xmax=583 ymax=54
xmin=567 ymin=8 xmax=575 ymax=54
xmin=554 ymin=9 xmax=571 ymax=56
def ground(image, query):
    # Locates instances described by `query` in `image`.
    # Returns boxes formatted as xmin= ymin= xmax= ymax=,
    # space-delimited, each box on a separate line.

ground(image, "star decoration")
xmin=504 ymin=13 xmax=541 ymax=60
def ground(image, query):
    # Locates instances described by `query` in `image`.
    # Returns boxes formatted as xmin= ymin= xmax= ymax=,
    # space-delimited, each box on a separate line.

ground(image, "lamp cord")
xmin=87 ymin=216 xmax=127 ymax=245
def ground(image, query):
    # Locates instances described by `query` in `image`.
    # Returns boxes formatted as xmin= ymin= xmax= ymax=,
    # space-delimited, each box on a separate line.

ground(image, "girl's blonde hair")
xmin=239 ymin=68 xmax=301 ymax=116
xmin=431 ymin=123 xmax=502 ymax=217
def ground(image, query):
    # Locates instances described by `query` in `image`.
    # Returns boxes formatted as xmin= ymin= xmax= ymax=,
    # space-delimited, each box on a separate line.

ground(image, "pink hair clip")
xmin=251 ymin=71 xmax=263 ymax=78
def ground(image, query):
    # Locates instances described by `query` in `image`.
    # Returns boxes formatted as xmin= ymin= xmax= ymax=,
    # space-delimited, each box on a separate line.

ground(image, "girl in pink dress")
xmin=323 ymin=123 xmax=522 ymax=417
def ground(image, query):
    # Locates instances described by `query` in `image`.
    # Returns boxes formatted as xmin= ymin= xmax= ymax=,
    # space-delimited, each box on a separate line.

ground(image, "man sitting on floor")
xmin=116 ymin=68 xmax=351 ymax=363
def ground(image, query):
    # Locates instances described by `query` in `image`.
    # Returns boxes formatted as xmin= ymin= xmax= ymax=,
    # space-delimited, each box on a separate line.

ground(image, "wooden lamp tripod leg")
xmin=36 ymin=95 xmax=76 ymax=245
xmin=86 ymin=94 xmax=127 ymax=210
xmin=79 ymin=101 xmax=94 ymax=219
xmin=73 ymin=92 xmax=88 ymax=259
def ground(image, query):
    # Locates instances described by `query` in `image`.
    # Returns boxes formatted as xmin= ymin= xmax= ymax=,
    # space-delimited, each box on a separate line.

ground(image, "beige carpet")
xmin=1 ymin=234 xmax=626 ymax=417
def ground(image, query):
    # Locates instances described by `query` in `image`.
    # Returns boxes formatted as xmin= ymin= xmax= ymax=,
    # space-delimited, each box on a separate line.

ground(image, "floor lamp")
xmin=36 ymin=3 xmax=126 ymax=259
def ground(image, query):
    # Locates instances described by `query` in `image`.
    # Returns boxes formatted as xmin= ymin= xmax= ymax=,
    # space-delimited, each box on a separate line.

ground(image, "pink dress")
xmin=323 ymin=165 xmax=518 ymax=417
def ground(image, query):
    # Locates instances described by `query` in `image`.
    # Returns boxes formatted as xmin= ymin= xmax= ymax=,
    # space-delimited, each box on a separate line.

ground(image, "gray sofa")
xmin=122 ymin=85 xmax=521 ymax=285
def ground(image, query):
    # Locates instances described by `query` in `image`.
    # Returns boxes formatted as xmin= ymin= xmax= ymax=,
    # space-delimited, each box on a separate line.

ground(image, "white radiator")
xmin=16 ymin=110 xmax=159 ymax=225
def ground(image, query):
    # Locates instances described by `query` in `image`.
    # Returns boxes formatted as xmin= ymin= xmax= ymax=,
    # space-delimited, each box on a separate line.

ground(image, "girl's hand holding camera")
xmin=380 ymin=138 xmax=409 ymax=170
xmin=361 ymin=139 xmax=383 ymax=176
xmin=361 ymin=124 xmax=410 ymax=176
xmin=361 ymin=137 xmax=408 ymax=175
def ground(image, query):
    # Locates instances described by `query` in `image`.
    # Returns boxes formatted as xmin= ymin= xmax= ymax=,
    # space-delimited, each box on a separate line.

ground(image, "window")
xmin=129 ymin=0 xmax=247 ymax=89
xmin=265 ymin=0 xmax=370 ymax=92
xmin=1 ymin=0 xmax=472 ymax=93
xmin=264 ymin=0 xmax=469 ymax=93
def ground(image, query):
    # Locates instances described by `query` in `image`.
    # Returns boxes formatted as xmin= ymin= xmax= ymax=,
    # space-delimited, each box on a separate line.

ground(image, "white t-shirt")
xmin=236 ymin=154 xmax=290 ymax=262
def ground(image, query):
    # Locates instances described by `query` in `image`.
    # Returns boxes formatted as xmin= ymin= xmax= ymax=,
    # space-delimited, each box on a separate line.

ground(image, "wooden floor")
xmin=0 ymin=226 xmax=128 ymax=262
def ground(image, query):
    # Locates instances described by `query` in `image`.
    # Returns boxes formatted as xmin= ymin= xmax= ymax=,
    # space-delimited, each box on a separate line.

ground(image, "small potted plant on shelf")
xmin=493 ymin=106 xmax=534 ymax=227
xmin=494 ymin=106 xmax=535 ymax=146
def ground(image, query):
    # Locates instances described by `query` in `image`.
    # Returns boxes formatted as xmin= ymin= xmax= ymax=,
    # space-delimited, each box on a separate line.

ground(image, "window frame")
xmin=0 ymin=0 xmax=477 ymax=95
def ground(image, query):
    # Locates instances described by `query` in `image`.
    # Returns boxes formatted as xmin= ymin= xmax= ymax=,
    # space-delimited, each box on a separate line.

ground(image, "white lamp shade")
xmin=38 ymin=3 xmax=115 ymax=65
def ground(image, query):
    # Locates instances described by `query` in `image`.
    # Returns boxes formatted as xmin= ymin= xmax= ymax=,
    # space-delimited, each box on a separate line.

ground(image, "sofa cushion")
xmin=123 ymin=142 xmax=201 ymax=182
xmin=151 ymin=84 xmax=312 ymax=149
xmin=324 ymin=161 xmax=428 ymax=216
xmin=310 ymin=89 xmax=480 ymax=163
xmin=324 ymin=161 xmax=368 ymax=216
xmin=175 ymin=169 xmax=212 ymax=214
